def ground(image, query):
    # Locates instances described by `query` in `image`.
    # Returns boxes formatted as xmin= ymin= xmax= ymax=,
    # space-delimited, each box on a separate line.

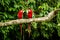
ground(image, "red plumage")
xmin=27 ymin=8 xmax=32 ymax=37
xmin=17 ymin=10 xmax=23 ymax=35
xmin=28 ymin=9 xmax=32 ymax=18
xmin=18 ymin=10 xmax=23 ymax=19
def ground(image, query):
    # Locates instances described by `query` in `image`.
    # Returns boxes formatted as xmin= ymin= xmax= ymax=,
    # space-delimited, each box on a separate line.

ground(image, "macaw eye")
xmin=26 ymin=10 xmax=28 ymax=14
xmin=23 ymin=11 xmax=24 ymax=13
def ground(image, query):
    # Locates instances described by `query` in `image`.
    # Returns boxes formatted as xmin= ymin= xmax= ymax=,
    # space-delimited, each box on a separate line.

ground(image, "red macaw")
xmin=18 ymin=10 xmax=24 ymax=35
xmin=27 ymin=8 xmax=32 ymax=37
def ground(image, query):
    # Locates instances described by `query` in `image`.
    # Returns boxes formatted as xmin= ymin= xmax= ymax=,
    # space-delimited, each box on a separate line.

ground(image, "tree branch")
xmin=0 ymin=9 xmax=60 ymax=26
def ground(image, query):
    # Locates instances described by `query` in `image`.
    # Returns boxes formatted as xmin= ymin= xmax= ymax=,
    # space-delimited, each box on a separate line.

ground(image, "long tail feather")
xmin=28 ymin=23 xmax=31 ymax=37
xmin=20 ymin=24 xmax=22 ymax=35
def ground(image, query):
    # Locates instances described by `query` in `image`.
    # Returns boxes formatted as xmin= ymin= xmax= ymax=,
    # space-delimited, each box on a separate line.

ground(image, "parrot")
xmin=18 ymin=9 xmax=24 ymax=35
xmin=27 ymin=8 xmax=32 ymax=37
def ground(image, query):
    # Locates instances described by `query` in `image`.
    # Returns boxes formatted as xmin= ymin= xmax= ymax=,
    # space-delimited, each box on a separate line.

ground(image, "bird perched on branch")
xmin=27 ymin=8 xmax=33 ymax=37
xmin=18 ymin=9 xmax=24 ymax=35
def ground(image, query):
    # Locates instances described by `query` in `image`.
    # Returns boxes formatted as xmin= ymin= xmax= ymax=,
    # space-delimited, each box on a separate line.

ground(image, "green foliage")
xmin=0 ymin=0 xmax=60 ymax=40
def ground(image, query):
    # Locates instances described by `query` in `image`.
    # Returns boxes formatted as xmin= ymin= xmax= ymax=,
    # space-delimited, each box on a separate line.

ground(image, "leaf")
xmin=14 ymin=4 xmax=20 ymax=8
xmin=32 ymin=22 xmax=37 ymax=29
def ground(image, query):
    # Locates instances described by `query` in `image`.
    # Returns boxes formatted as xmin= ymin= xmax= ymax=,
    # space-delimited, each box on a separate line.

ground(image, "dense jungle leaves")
xmin=0 ymin=0 xmax=60 ymax=40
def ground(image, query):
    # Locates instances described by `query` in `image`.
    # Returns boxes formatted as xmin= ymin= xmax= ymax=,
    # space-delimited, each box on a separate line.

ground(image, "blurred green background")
xmin=0 ymin=0 xmax=60 ymax=40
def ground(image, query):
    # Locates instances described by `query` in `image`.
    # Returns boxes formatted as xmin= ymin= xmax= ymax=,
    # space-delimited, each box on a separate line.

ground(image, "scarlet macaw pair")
xmin=17 ymin=8 xmax=32 ymax=37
